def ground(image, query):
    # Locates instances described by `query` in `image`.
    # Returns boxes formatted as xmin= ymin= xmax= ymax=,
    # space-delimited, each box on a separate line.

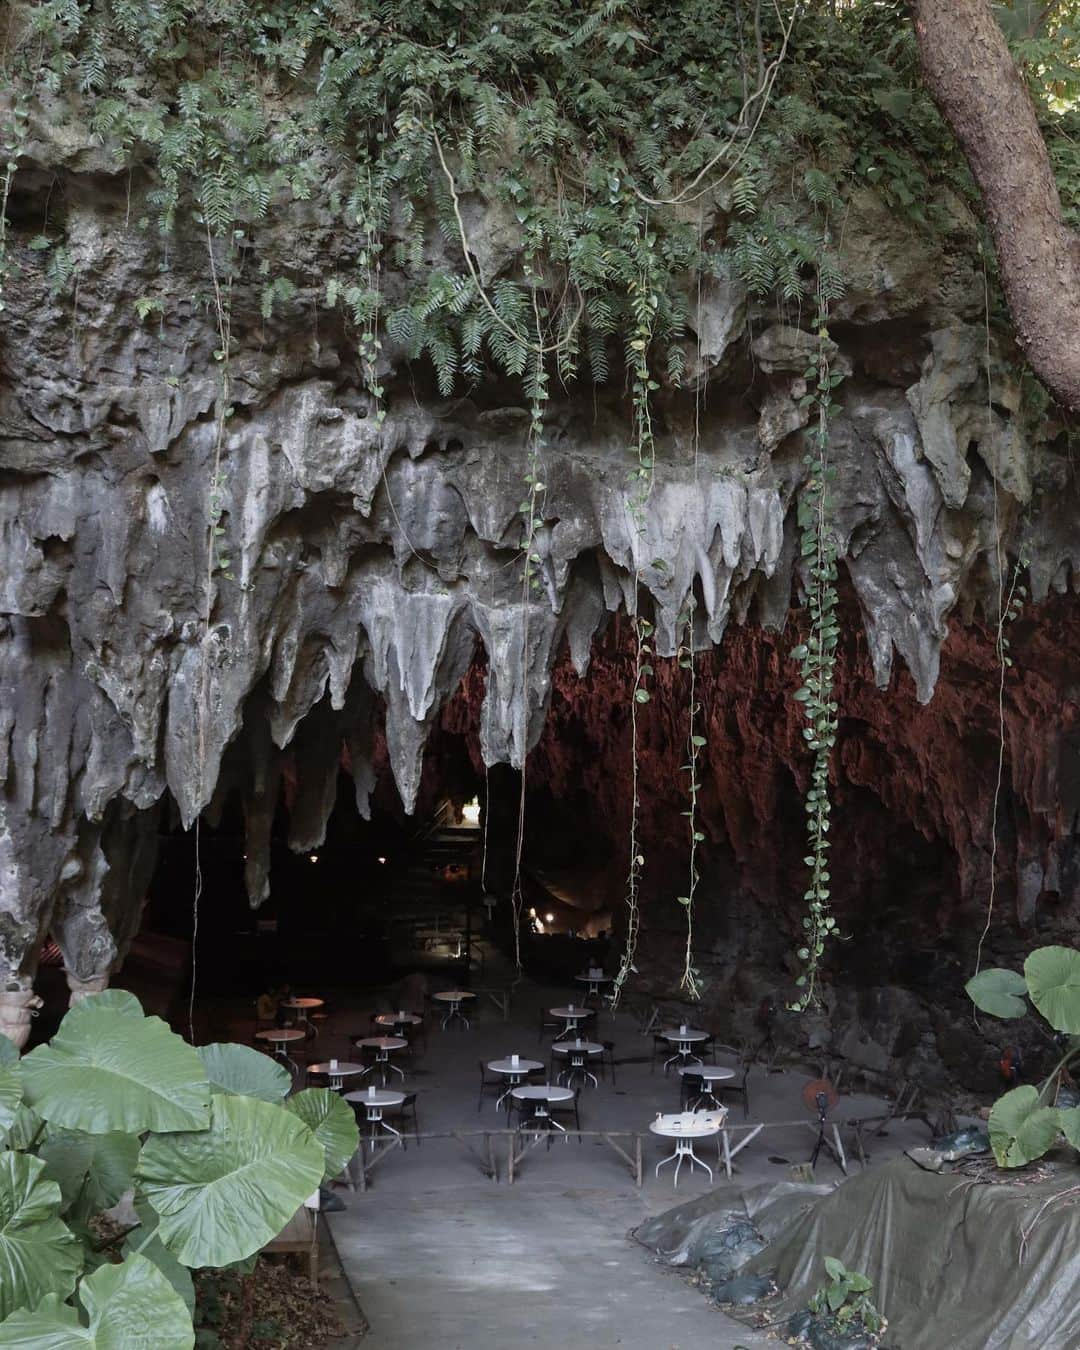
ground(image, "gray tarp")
xmin=637 ymin=1155 xmax=1080 ymax=1349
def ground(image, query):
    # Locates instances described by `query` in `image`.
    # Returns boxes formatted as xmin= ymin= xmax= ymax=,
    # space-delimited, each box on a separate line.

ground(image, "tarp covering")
xmin=637 ymin=1155 xmax=1080 ymax=1349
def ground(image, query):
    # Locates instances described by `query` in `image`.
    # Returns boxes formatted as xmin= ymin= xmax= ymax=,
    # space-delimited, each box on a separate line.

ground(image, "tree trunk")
xmin=912 ymin=0 xmax=1080 ymax=412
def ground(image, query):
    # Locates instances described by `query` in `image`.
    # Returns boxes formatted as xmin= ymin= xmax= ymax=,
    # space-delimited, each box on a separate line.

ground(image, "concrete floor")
xmin=307 ymin=971 xmax=930 ymax=1350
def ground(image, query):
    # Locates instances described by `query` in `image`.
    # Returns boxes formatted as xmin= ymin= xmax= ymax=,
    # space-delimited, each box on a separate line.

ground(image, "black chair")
xmin=383 ymin=1092 xmax=421 ymax=1149
xmin=679 ymin=1070 xmax=705 ymax=1109
xmin=712 ymin=1043 xmax=752 ymax=1119
xmin=650 ymin=1032 xmax=668 ymax=1073
xmin=550 ymin=1087 xmax=582 ymax=1141
xmin=477 ymin=1060 xmax=502 ymax=1112
xmin=600 ymin=1040 xmax=617 ymax=1087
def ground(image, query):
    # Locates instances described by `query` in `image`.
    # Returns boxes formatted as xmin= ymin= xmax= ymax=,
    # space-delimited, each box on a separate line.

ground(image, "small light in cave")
xmin=528 ymin=907 xmax=537 ymax=918
xmin=545 ymin=913 xmax=555 ymax=923
xmin=377 ymin=856 xmax=387 ymax=865
xmin=461 ymin=797 xmax=481 ymax=825
xmin=309 ymin=854 xmax=319 ymax=864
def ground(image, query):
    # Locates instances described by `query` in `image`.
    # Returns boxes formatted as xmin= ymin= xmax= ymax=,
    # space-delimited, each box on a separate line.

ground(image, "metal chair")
xmin=712 ymin=1043 xmax=752 ymax=1119
xmin=477 ymin=1060 xmax=502 ymax=1112
xmin=383 ymin=1092 xmax=420 ymax=1149
xmin=538 ymin=1007 xmax=561 ymax=1041
xmin=600 ymin=1040 xmax=618 ymax=1086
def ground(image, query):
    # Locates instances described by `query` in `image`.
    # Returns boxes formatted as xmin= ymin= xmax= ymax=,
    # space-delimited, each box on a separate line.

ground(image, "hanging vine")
xmin=612 ymin=243 xmax=659 ymax=1008
xmin=677 ymin=595 xmax=705 ymax=1000
xmin=788 ymin=255 xmax=845 ymax=1012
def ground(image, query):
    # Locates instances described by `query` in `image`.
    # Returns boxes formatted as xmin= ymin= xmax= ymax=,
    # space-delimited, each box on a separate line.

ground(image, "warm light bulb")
xmin=528 ymin=907 xmax=536 ymax=918
xmin=309 ymin=854 xmax=318 ymax=864
xmin=546 ymin=913 xmax=555 ymax=923
xmin=377 ymin=856 xmax=387 ymax=864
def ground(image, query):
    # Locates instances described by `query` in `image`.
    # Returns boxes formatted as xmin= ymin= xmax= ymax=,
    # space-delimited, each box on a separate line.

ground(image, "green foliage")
xmin=0 ymin=1254 xmax=195 ymax=1348
xmin=965 ymin=943 xmax=1080 ymax=1168
xmin=965 ymin=967 xmax=1028 ymax=1020
xmin=284 ymin=1088 xmax=360 ymax=1184
xmin=0 ymin=993 xmax=339 ymax=1343
xmin=789 ymin=264 xmax=845 ymax=1011
xmin=808 ymin=1256 xmax=884 ymax=1338
xmin=137 ymin=1093 xmax=324 ymax=1268
xmin=195 ymin=1043 xmax=290 ymax=1103
xmin=988 ymin=1085 xmax=1062 ymax=1168
xmin=1024 ymin=945 xmax=1080 ymax=1034
xmin=21 ymin=998 xmax=210 ymax=1135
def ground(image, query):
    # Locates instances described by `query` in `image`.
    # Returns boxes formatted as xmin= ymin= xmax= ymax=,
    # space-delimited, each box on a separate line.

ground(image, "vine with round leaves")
xmin=677 ymin=595 xmax=706 ymax=1001
xmin=788 ymin=260 xmax=845 ymax=1012
xmin=612 ymin=243 xmax=660 ymax=1008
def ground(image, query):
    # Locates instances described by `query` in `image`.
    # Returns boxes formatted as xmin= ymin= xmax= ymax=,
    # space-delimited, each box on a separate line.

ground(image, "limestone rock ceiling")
xmin=1 ymin=158 xmax=1076 ymax=995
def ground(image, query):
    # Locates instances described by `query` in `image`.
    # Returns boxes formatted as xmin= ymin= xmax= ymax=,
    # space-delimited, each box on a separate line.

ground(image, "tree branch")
xmin=912 ymin=0 xmax=1080 ymax=412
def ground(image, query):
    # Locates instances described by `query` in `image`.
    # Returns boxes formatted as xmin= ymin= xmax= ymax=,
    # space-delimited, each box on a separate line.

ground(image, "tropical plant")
xmin=0 ymin=991 xmax=356 ymax=1345
xmin=967 ymin=944 xmax=1080 ymax=1167
xmin=807 ymin=1256 xmax=884 ymax=1339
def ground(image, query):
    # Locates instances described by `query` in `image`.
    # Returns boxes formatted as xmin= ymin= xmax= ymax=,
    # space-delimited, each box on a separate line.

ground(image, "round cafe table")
xmin=345 ymin=1087 xmax=406 ymax=1138
xmin=650 ymin=1112 xmax=721 ymax=1187
xmin=488 ymin=1057 xmax=544 ymax=1109
xmin=255 ymin=1027 xmax=305 ymax=1074
xmin=353 ymin=1036 xmax=408 ymax=1084
xmin=511 ymin=1084 xmax=576 ymax=1134
xmin=549 ymin=1005 xmax=595 ymax=1039
xmin=574 ymin=972 xmax=613 ymax=1001
xmin=433 ymin=990 xmax=475 ymax=1029
xmin=552 ymin=1039 xmax=603 ymax=1089
xmin=280 ymin=996 xmax=324 ymax=1039
xmin=374 ymin=1011 xmax=423 ymax=1036
xmin=661 ymin=1026 xmax=708 ymax=1072
xmin=308 ymin=1060 xmax=364 ymax=1091
xmin=678 ymin=1063 xmax=735 ymax=1110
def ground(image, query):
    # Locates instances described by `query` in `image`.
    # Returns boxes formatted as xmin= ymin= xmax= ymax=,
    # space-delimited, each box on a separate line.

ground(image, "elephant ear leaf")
xmin=0 ymin=1152 xmax=83 ymax=1322
xmin=137 ymin=1094 xmax=324 ymax=1268
xmin=988 ymin=1085 xmax=1061 ymax=1168
xmin=0 ymin=1252 xmax=194 ymax=1348
xmin=196 ymin=1043 xmax=290 ymax=1103
xmin=1024 ymin=946 xmax=1080 ymax=1034
xmin=21 ymin=1005 xmax=209 ymax=1135
xmin=965 ymin=967 xmax=1028 ymax=1019
xmin=39 ymin=1130 xmax=138 ymax=1225
xmin=285 ymin=1088 xmax=359 ymax=1182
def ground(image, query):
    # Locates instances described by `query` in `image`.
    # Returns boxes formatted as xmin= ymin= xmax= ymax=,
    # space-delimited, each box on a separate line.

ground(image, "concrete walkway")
xmin=323 ymin=977 xmax=927 ymax=1349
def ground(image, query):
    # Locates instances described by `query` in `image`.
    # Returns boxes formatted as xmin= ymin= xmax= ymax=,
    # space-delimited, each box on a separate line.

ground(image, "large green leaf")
xmin=285 ymin=1088 xmax=359 ymax=1182
xmin=1024 ymin=946 xmax=1080 ymax=1034
xmin=121 ymin=1201 xmax=194 ymax=1316
xmin=0 ymin=1065 xmax=23 ymax=1146
xmin=1059 ymin=1105 xmax=1080 ymax=1154
xmin=965 ymin=967 xmax=1028 ymax=1019
xmin=21 ymin=1006 xmax=209 ymax=1135
xmin=0 ymin=1253 xmax=194 ymax=1348
xmin=137 ymin=1094 xmax=324 ymax=1268
xmin=196 ymin=1043 xmax=290 ymax=1103
xmin=39 ymin=1130 xmax=138 ymax=1223
xmin=0 ymin=1152 xmax=82 ymax=1321
xmin=987 ymin=1086 xmax=1061 ymax=1168
xmin=64 ymin=991 xmax=143 ymax=1022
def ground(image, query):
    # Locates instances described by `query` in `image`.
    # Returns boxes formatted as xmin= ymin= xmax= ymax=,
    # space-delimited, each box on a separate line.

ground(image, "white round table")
xmin=345 ymin=1087 xmax=406 ymax=1137
xmin=374 ymin=1011 xmax=423 ymax=1035
xmin=650 ymin=1112 xmax=722 ymax=1187
xmin=308 ymin=1060 xmax=364 ymax=1091
xmin=661 ymin=1026 xmax=709 ymax=1071
xmin=574 ymin=972 xmax=612 ymax=1000
xmin=678 ymin=1063 xmax=735 ymax=1110
xmin=280 ymin=996 xmax=324 ymax=1038
xmin=353 ymin=1036 xmax=408 ymax=1083
xmin=256 ymin=1027 xmax=305 ymax=1073
xmin=433 ymin=990 xmax=475 ymax=1029
xmin=551 ymin=1039 xmax=604 ymax=1088
xmin=511 ymin=1083 xmax=575 ymax=1133
xmin=549 ymin=1006 xmax=595 ymax=1038
xmin=488 ymin=1057 xmax=544 ymax=1109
